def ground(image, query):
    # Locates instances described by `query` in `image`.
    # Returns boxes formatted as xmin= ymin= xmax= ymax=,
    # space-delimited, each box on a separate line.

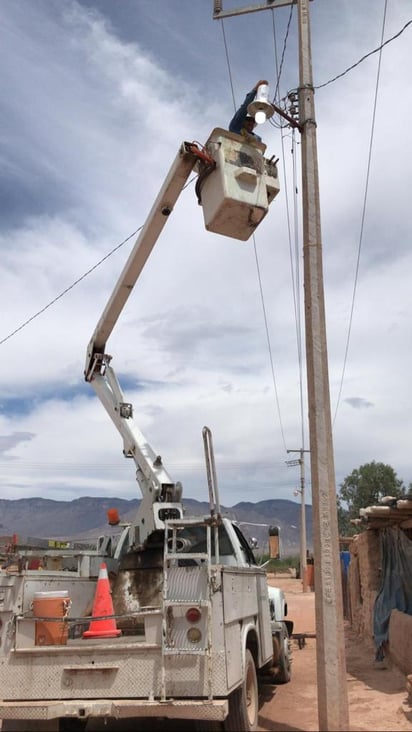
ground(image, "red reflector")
xmin=185 ymin=607 xmax=201 ymax=624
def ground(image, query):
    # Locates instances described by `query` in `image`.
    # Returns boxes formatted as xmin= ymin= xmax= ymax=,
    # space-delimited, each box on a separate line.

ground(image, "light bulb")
xmin=254 ymin=110 xmax=266 ymax=125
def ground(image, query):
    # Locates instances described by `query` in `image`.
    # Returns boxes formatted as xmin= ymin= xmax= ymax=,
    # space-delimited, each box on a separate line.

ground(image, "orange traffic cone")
xmin=83 ymin=562 xmax=121 ymax=639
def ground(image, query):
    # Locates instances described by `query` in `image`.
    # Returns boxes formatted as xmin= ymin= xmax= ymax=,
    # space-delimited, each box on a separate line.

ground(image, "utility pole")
xmin=213 ymin=1 xmax=350 ymax=730
xmin=297 ymin=1 xmax=349 ymax=728
xmin=287 ymin=448 xmax=310 ymax=592
xmin=298 ymin=0 xmax=349 ymax=730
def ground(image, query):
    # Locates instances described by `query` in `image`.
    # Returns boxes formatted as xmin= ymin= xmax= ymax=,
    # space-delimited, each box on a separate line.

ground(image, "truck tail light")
xmin=185 ymin=607 xmax=201 ymax=624
xmin=187 ymin=627 xmax=202 ymax=643
xmin=185 ymin=607 xmax=202 ymax=644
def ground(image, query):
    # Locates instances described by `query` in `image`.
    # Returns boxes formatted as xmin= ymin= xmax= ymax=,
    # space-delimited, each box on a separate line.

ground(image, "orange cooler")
xmin=32 ymin=590 xmax=70 ymax=646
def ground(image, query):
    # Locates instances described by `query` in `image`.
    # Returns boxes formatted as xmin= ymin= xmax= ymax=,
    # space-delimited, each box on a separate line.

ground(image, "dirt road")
xmin=260 ymin=576 xmax=412 ymax=731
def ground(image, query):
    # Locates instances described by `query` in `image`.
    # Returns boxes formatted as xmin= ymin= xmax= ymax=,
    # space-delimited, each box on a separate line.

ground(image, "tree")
xmin=337 ymin=461 xmax=406 ymax=536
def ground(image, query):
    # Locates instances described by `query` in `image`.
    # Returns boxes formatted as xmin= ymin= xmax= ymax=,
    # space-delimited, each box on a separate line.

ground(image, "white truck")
xmin=0 ymin=128 xmax=292 ymax=732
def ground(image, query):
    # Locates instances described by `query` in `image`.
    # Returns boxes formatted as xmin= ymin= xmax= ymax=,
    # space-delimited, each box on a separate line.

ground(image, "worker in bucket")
xmin=229 ymin=79 xmax=268 ymax=142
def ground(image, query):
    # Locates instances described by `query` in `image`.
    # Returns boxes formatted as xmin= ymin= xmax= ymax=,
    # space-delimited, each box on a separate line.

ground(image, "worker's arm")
xmin=228 ymin=79 xmax=268 ymax=134
xmin=228 ymin=89 xmax=256 ymax=134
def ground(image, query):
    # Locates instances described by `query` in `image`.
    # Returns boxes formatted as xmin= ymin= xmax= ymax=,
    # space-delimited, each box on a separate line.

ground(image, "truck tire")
xmin=224 ymin=649 xmax=258 ymax=732
xmin=274 ymin=629 xmax=291 ymax=684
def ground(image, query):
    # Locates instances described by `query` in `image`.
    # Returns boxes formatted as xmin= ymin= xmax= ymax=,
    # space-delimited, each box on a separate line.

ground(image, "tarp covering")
xmin=374 ymin=526 xmax=412 ymax=654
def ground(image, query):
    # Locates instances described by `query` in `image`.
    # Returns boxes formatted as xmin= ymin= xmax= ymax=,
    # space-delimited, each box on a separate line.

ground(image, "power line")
xmin=290 ymin=129 xmax=306 ymax=454
xmin=218 ymin=10 xmax=292 ymax=453
xmin=269 ymin=6 xmax=294 ymax=130
xmin=0 ymin=172 xmax=198 ymax=349
xmin=252 ymin=234 xmax=288 ymax=452
xmin=269 ymin=10 xmax=306 ymax=456
xmin=0 ymin=226 xmax=143 ymax=347
xmin=218 ymin=8 xmax=307 ymax=456
xmin=0 ymin=459 xmax=296 ymax=473
xmin=220 ymin=19 xmax=237 ymax=112
xmin=2 ymin=16 xmax=409 ymax=352
xmin=270 ymin=12 xmax=301 ymax=422
xmin=271 ymin=4 xmax=294 ymax=104
xmin=315 ymin=18 xmax=411 ymax=90
xmin=333 ymin=0 xmax=388 ymax=425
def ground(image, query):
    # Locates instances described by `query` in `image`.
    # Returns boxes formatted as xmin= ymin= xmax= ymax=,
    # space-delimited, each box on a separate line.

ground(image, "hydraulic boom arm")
xmin=84 ymin=128 xmax=279 ymax=548
xmin=85 ymin=142 xmax=201 ymax=380
xmin=84 ymin=142 xmax=204 ymax=547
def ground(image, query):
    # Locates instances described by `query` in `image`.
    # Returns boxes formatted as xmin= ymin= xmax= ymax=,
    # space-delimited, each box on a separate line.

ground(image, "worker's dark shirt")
xmin=229 ymin=89 xmax=262 ymax=142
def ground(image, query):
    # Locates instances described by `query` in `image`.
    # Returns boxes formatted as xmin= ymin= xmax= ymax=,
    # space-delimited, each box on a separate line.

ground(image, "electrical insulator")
xmin=287 ymin=90 xmax=299 ymax=121
xmin=213 ymin=0 xmax=223 ymax=13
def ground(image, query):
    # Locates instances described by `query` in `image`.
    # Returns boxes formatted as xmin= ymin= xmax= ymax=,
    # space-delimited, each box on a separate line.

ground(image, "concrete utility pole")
xmin=287 ymin=448 xmax=310 ymax=592
xmin=213 ymin=1 xmax=350 ymax=729
xmin=297 ymin=1 xmax=349 ymax=728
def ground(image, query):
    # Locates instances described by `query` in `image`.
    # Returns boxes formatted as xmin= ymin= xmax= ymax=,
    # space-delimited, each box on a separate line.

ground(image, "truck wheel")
xmin=274 ymin=630 xmax=291 ymax=684
xmin=224 ymin=649 xmax=258 ymax=731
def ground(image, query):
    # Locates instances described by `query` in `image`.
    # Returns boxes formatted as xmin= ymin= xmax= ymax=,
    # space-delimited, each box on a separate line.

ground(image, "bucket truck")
xmin=0 ymin=128 xmax=291 ymax=732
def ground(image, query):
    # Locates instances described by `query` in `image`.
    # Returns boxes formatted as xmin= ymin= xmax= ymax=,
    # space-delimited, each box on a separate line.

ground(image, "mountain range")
xmin=0 ymin=497 xmax=312 ymax=556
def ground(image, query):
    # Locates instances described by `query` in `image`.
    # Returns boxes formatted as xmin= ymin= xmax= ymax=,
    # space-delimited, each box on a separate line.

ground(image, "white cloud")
xmin=0 ymin=0 xmax=411 ymax=508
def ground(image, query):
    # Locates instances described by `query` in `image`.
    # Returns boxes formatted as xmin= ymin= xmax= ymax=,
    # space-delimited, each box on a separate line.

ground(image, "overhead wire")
xmin=1 ymin=16 xmax=408 ymax=352
xmin=220 ymin=19 xmax=237 ymax=111
xmin=0 ymin=458 xmax=290 ymax=473
xmin=333 ymin=0 xmax=389 ymax=426
xmin=267 ymin=7 xmax=308 ymax=491
xmin=270 ymin=5 xmax=307 ymax=456
xmin=270 ymin=11 xmax=300 ymax=373
xmin=0 ymin=226 xmax=143 ymax=347
xmin=271 ymin=3 xmax=294 ymax=105
xmin=218 ymin=9 xmax=291 ymax=453
xmin=290 ymin=129 xmax=306 ymax=455
xmin=270 ymin=6 xmax=305 ymax=455
xmin=315 ymin=17 xmax=411 ymax=90
xmin=1 ymin=6 xmax=407 ymax=507
xmin=252 ymin=235 xmax=288 ymax=453
xmin=217 ymin=6 xmax=308 ymax=456
xmin=269 ymin=4 xmax=293 ymax=131
xmin=0 ymin=175 xmax=199 ymax=349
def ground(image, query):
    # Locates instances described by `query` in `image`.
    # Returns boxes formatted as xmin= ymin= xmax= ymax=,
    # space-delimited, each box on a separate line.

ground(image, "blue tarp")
xmin=373 ymin=526 xmax=412 ymax=655
xmin=340 ymin=550 xmax=351 ymax=575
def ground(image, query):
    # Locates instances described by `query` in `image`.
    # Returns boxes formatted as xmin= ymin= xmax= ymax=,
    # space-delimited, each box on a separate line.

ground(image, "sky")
xmin=0 ymin=0 xmax=411 ymax=509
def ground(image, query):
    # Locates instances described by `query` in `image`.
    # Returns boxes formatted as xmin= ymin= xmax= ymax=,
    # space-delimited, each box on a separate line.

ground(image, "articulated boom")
xmin=84 ymin=130 xmax=280 ymax=547
xmin=84 ymin=142 xmax=203 ymax=546
xmin=84 ymin=142 xmax=204 ymax=381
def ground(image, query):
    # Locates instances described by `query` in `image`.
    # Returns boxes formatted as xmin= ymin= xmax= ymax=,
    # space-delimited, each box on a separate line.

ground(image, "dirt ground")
xmin=260 ymin=576 xmax=412 ymax=732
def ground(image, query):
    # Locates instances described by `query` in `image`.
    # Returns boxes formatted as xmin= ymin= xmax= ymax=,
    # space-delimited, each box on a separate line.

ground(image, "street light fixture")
xmin=247 ymin=83 xmax=275 ymax=124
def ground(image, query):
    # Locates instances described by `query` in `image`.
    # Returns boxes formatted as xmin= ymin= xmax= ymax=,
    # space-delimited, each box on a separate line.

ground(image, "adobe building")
xmin=346 ymin=496 xmax=412 ymax=675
